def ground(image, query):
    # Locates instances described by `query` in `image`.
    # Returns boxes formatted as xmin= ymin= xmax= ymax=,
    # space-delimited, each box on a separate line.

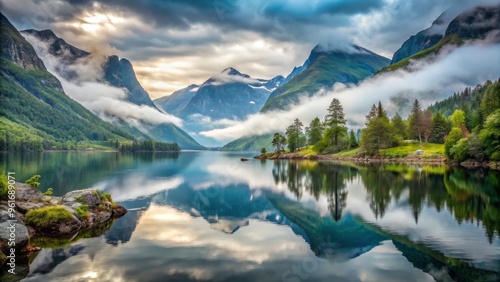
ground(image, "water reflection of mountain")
xmin=0 ymin=152 xmax=180 ymax=195
xmin=24 ymin=245 xmax=85 ymax=278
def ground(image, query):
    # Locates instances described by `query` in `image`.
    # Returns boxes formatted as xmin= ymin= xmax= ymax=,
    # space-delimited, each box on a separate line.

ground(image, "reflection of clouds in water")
xmin=93 ymin=174 xmax=184 ymax=201
xmin=204 ymin=161 xmax=333 ymax=216
xmin=201 ymin=158 xmax=500 ymax=269
xmin=344 ymin=178 xmax=500 ymax=268
xmin=22 ymin=201 xmax=433 ymax=282
xmin=135 ymin=205 xmax=308 ymax=264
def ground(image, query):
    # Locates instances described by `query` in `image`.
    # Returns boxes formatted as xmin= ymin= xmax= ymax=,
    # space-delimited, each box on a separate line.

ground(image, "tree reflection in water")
xmin=272 ymin=161 xmax=500 ymax=242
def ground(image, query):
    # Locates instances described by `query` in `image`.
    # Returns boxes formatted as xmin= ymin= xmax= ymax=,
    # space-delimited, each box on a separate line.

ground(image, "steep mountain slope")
xmin=102 ymin=55 xmax=158 ymax=109
xmin=382 ymin=5 xmax=500 ymax=73
xmin=154 ymin=84 xmax=199 ymax=116
xmin=221 ymin=134 xmax=274 ymax=152
xmin=261 ymin=44 xmax=390 ymax=112
xmin=154 ymin=68 xmax=283 ymax=147
xmin=20 ymin=28 xmax=205 ymax=149
xmin=21 ymin=29 xmax=158 ymax=109
xmin=0 ymin=13 xmax=133 ymax=150
xmin=175 ymin=68 xmax=283 ymax=120
xmin=390 ymin=16 xmax=445 ymax=64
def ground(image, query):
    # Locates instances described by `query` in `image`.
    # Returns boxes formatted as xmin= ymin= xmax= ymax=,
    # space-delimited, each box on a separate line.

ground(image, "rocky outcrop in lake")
xmin=0 ymin=183 xmax=126 ymax=266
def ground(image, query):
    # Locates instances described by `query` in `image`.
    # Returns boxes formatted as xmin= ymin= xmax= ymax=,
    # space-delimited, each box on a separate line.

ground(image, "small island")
xmin=0 ymin=175 xmax=127 ymax=266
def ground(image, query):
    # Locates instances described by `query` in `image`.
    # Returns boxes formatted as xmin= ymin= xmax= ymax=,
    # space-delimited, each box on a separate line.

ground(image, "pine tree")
xmin=391 ymin=113 xmax=407 ymax=140
xmin=306 ymin=117 xmax=324 ymax=145
xmin=430 ymin=113 xmax=448 ymax=143
xmin=361 ymin=102 xmax=396 ymax=154
xmin=365 ymin=104 xmax=378 ymax=125
xmin=286 ymin=118 xmax=304 ymax=152
xmin=422 ymin=110 xmax=433 ymax=142
xmin=409 ymin=99 xmax=423 ymax=143
xmin=325 ymin=98 xmax=347 ymax=146
xmin=348 ymin=130 xmax=358 ymax=149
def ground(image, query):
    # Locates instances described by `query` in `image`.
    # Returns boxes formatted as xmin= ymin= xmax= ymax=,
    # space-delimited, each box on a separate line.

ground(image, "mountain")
xmin=260 ymin=44 xmax=390 ymax=112
xmin=154 ymin=84 xmax=199 ymax=116
xmin=155 ymin=68 xmax=284 ymax=147
xmin=20 ymin=28 xmax=205 ymax=150
xmin=102 ymin=55 xmax=158 ymax=109
xmin=21 ymin=29 xmax=158 ymax=109
xmin=174 ymin=67 xmax=283 ymax=120
xmin=221 ymin=134 xmax=274 ymax=152
xmin=383 ymin=5 xmax=500 ymax=73
xmin=390 ymin=16 xmax=445 ymax=64
xmin=0 ymin=12 xmax=133 ymax=150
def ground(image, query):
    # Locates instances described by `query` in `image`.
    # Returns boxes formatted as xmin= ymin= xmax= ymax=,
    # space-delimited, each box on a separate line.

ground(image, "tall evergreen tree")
xmin=422 ymin=110 xmax=433 ymax=142
xmin=361 ymin=102 xmax=395 ymax=154
xmin=306 ymin=117 xmax=324 ymax=145
xmin=325 ymin=98 xmax=347 ymax=146
xmin=286 ymin=118 xmax=304 ymax=152
xmin=430 ymin=113 xmax=448 ymax=143
xmin=391 ymin=113 xmax=407 ymax=140
xmin=348 ymin=130 xmax=358 ymax=149
xmin=408 ymin=99 xmax=423 ymax=143
xmin=365 ymin=104 xmax=378 ymax=125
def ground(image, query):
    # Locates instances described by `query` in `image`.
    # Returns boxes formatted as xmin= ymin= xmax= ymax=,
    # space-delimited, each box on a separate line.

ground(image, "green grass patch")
xmin=332 ymin=147 xmax=361 ymax=158
xmin=380 ymin=143 xmax=444 ymax=158
xmin=25 ymin=206 xmax=74 ymax=227
xmin=298 ymin=146 xmax=317 ymax=157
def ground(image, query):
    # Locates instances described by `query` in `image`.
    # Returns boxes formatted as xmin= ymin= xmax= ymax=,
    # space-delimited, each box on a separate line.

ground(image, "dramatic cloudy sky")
xmin=1 ymin=0 xmax=499 ymax=98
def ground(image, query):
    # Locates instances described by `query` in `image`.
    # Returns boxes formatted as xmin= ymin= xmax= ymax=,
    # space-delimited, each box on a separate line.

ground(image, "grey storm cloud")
xmin=1 ymin=0 xmax=499 ymax=99
xmin=3 ymin=0 xmax=499 ymax=56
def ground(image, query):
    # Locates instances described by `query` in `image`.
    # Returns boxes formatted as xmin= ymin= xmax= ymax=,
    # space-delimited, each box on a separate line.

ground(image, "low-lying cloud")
xmin=201 ymin=42 xmax=500 ymax=141
xmin=23 ymin=34 xmax=183 ymax=127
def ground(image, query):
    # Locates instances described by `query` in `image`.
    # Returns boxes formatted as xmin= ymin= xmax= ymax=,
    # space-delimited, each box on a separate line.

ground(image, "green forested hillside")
xmin=381 ymin=5 xmax=500 ymax=73
xmin=261 ymin=45 xmax=389 ymax=112
xmin=0 ymin=13 xmax=134 ymax=151
xmin=222 ymin=134 xmax=274 ymax=152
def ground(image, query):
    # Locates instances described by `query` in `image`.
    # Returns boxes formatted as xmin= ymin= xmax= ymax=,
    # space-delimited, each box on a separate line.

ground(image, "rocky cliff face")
xmin=0 ymin=13 xmax=46 ymax=70
xmin=102 ymin=55 xmax=159 ymax=109
xmin=445 ymin=4 xmax=500 ymax=40
xmin=22 ymin=29 xmax=90 ymax=64
xmin=391 ymin=31 xmax=443 ymax=64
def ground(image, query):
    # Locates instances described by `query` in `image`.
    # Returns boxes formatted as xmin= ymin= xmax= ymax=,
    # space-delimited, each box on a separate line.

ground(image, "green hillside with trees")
xmin=263 ymin=79 xmax=500 ymax=164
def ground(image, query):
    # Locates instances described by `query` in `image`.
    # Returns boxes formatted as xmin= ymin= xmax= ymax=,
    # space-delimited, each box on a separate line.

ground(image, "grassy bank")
xmin=326 ymin=143 xmax=444 ymax=159
xmin=257 ymin=143 xmax=445 ymax=162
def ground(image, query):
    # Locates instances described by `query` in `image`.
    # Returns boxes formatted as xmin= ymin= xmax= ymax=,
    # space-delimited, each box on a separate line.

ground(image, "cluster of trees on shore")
xmin=270 ymin=79 xmax=500 ymax=161
xmin=0 ymin=136 xmax=121 ymax=152
xmin=271 ymin=98 xmax=358 ymax=154
xmin=430 ymin=79 xmax=500 ymax=162
xmin=118 ymin=140 xmax=180 ymax=152
xmin=0 ymin=135 xmax=181 ymax=152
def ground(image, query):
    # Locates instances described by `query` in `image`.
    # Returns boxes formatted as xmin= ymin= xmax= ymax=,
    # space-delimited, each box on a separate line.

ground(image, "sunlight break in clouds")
xmin=200 ymin=43 xmax=500 ymax=141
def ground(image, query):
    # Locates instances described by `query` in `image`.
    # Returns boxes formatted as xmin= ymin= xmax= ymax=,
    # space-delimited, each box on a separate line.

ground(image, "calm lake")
xmin=1 ymin=151 xmax=499 ymax=282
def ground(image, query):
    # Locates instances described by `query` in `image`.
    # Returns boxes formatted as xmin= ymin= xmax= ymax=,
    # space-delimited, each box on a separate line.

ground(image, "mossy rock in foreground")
xmin=25 ymin=206 xmax=82 ymax=236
